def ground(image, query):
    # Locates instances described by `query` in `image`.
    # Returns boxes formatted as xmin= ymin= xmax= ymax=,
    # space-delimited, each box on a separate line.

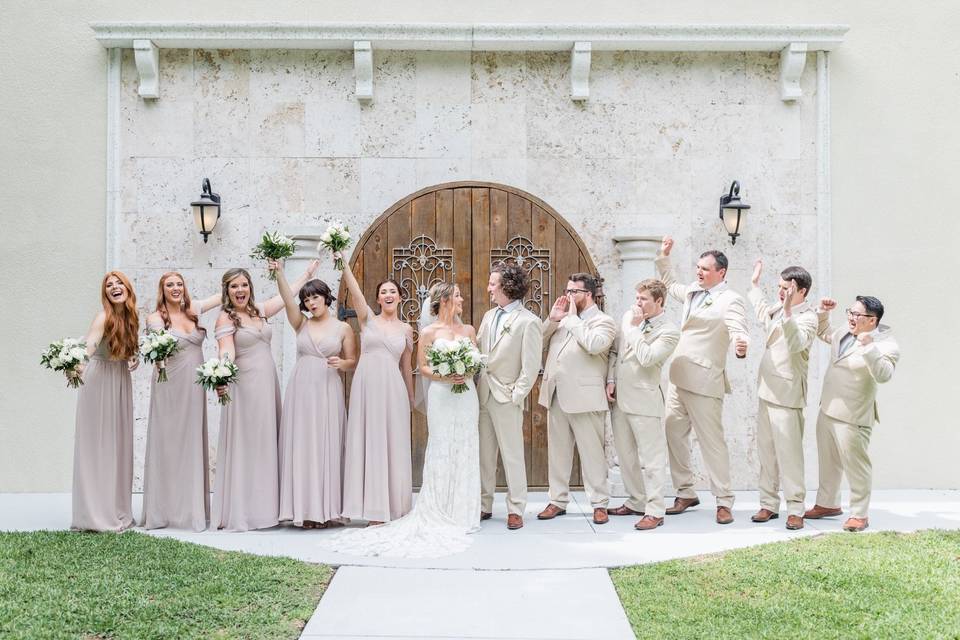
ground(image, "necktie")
xmin=491 ymin=308 xmax=505 ymax=346
xmin=685 ymin=290 xmax=706 ymax=321
xmin=839 ymin=333 xmax=855 ymax=357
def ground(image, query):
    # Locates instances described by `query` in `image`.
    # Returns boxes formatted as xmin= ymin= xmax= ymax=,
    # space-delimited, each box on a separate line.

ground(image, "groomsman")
xmin=805 ymin=295 xmax=899 ymax=532
xmin=655 ymin=236 xmax=749 ymax=524
xmin=605 ymin=279 xmax=680 ymax=530
xmin=747 ymin=260 xmax=818 ymax=530
xmin=476 ymin=265 xmax=543 ymax=530
xmin=537 ymin=273 xmax=617 ymax=525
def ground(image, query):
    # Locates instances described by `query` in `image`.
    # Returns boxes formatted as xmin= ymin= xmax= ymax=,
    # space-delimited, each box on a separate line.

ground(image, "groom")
xmin=477 ymin=265 xmax=543 ymax=530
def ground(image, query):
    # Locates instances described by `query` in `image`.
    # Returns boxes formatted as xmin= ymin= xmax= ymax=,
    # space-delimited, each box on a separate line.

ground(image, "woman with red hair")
xmin=71 ymin=271 xmax=140 ymax=531
xmin=140 ymin=273 xmax=221 ymax=531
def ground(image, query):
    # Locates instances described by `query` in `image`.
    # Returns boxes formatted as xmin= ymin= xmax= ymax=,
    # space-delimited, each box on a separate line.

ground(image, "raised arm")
xmin=634 ymin=325 xmax=680 ymax=368
xmin=747 ymin=258 xmax=775 ymax=329
xmin=816 ymin=297 xmax=838 ymax=344
xmin=781 ymin=309 xmax=818 ymax=354
xmin=653 ymin=236 xmax=689 ymax=303
xmin=334 ymin=251 xmax=374 ymax=325
xmin=274 ymin=262 xmax=305 ymax=331
xmin=561 ymin=313 xmax=616 ymax=356
xmin=862 ymin=338 xmax=900 ymax=383
xmin=262 ymin=259 xmax=319 ymax=318
xmin=194 ymin=292 xmax=222 ymax=314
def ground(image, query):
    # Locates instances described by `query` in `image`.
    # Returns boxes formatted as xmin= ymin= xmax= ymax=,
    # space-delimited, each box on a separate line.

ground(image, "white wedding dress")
xmin=319 ymin=338 xmax=481 ymax=558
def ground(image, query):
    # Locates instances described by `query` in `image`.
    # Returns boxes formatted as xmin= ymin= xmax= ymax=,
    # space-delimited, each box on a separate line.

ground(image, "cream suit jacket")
xmin=817 ymin=315 xmax=900 ymax=427
xmin=606 ymin=312 xmax=680 ymax=418
xmin=540 ymin=305 xmax=617 ymax=414
xmin=655 ymin=254 xmax=750 ymax=399
xmin=748 ymin=287 xmax=818 ymax=409
xmin=476 ymin=304 xmax=543 ymax=406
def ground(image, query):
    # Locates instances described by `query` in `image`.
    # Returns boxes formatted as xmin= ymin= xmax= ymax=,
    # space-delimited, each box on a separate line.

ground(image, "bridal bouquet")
xmin=426 ymin=338 xmax=486 ymax=394
xmin=40 ymin=338 xmax=89 ymax=388
xmin=250 ymin=231 xmax=297 ymax=280
xmin=140 ymin=329 xmax=181 ymax=383
xmin=317 ymin=222 xmax=351 ymax=270
xmin=196 ymin=357 xmax=240 ymax=405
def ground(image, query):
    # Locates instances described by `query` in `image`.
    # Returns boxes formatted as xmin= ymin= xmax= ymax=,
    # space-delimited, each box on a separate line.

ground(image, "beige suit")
xmin=814 ymin=315 xmax=900 ymax=517
xmin=541 ymin=304 xmax=617 ymax=509
xmin=655 ymin=254 xmax=749 ymax=509
xmin=748 ymin=287 xmax=818 ymax=517
xmin=606 ymin=311 xmax=680 ymax=517
xmin=476 ymin=301 xmax=543 ymax=516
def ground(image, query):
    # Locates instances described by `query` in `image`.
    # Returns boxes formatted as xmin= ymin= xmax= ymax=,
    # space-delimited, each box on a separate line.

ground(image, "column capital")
xmin=612 ymin=234 xmax=664 ymax=263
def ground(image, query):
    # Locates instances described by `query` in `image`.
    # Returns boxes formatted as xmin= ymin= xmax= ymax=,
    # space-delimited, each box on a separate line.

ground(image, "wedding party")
xmin=4 ymin=2 xmax=956 ymax=638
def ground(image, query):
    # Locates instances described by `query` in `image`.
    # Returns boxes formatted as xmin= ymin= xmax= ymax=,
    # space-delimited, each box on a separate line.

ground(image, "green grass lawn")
xmin=0 ymin=531 xmax=332 ymax=639
xmin=611 ymin=530 xmax=960 ymax=640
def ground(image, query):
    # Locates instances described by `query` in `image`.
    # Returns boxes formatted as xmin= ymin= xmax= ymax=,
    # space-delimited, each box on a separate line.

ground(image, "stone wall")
xmin=118 ymin=48 xmax=820 ymax=491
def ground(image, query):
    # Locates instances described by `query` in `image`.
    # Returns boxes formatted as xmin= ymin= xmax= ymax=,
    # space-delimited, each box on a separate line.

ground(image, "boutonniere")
xmin=642 ymin=323 xmax=652 ymax=334
xmin=501 ymin=323 xmax=512 ymax=335
xmin=703 ymin=296 xmax=714 ymax=308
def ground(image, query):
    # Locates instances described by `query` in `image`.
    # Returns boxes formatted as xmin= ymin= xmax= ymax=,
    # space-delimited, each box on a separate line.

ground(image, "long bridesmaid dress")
xmin=341 ymin=318 xmax=413 ymax=522
xmin=140 ymin=321 xmax=210 ymax=531
xmin=211 ymin=308 xmax=282 ymax=531
xmin=278 ymin=324 xmax=347 ymax=526
xmin=71 ymin=340 xmax=134 ymax=532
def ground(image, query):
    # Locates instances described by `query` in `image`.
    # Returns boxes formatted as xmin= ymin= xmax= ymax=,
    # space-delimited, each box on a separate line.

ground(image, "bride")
xmin=319 ymin=282 xmax=481 ymax=558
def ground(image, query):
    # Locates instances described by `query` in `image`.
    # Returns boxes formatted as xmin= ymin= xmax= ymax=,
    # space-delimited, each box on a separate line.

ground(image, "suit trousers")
xmin=814 ymin=411 xmax=873 ymax=518
xmin=756 ymin=398 xmax=806 ymax=517
xmin=611 ymin=407 xmax=667 ymax=517
xmin=479 ymin=396 xmax=528 ymax=516
xmin=547 ymin=396 xmax=609 ymax=509
xmin=665 ymin=385 xmax=735 ymax=508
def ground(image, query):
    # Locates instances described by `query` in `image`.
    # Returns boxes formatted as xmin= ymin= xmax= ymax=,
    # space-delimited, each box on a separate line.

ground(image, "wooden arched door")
xmin=340 ymin=181 xmax=601 ymax=489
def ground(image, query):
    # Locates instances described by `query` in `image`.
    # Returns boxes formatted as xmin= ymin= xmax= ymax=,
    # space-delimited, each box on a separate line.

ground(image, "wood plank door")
xmin=340 ymin=182 xmax=601 ymax=489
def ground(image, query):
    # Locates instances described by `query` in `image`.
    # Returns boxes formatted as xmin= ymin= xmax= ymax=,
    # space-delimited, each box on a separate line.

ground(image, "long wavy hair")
xmin=156 ymin=272 xmax=201 ymax=330
xmin=221 ymin=268 xmax=263 ymax=328
xmin=101 ymin=271 xmax=139 ymax=360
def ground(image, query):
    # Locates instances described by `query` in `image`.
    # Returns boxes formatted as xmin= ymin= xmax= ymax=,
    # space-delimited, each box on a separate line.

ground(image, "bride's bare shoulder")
xmin=459 ymin=324 xmax=477 ymax=342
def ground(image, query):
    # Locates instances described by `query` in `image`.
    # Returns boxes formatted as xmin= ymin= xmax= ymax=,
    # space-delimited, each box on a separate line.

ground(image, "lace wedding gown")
xmin=319 ymin=338 xmax=481 ymax=558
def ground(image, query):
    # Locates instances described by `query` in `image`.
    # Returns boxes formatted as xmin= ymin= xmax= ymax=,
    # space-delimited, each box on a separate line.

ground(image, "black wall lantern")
xmin=191 ymin=178 xmax=221 ymax=243
xmin=719 ymin=180 xmax=750 ymax=245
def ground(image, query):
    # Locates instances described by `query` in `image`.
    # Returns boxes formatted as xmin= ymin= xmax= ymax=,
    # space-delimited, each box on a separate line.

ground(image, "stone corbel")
xmin=779 ymin=42 xmax=808 ymax=101
xmin=133 ymin=39 xmax=159 ymax=99
xmin=570 ymin=41 xmax=591 ymax=101
xmin=354 ymin=40 xmax=373 ymax=101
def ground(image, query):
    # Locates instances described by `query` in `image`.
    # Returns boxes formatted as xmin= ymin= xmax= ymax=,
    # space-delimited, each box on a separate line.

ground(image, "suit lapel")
xmin=490 ymin=307 xmax=521 ymax=352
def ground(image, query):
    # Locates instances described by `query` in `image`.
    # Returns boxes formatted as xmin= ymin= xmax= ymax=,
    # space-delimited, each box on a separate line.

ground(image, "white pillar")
xmin=607 ymin=234 xmax=665 ymax=498
xmin=278 ymin=228 xmax=328 ymax=389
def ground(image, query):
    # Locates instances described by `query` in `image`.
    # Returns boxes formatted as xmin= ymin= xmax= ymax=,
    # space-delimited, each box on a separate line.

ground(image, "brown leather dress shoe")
xmin=593 ymin=508 xmax=609 ymax=525
xmin=634 ymin=515 xmax=664 ymax=530
xmin=607 ymin=504 xmax=644 ymax=516
xmin=804 ymin=504 xmax=842 ymax=519
xmin=716 ymin=506 xmax=734 ymax=525
xmin=786 ymin=515 xmax=804 ymax=530
xmin=480 ymin=511 xmax=492 ymax=521
xmin=843 ymin=517 xmax=869 ymax=532
xmin=751 ymin=508 xmax=779 ymax=523
xmin=665 ymin=497 xmax=701 ymax=515
xmin=507 ymin=514 xmax=523 ymax=530
xmin=537 ymin=504 xmax=567 ymax=520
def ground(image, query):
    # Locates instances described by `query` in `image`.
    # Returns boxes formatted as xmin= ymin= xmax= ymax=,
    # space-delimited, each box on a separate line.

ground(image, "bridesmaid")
xmin=140 ymin=272 xmax=221 ymax=531
xmin=275 ymin=261 xmax=357 ymax=529
xmin=336 ymin=251 xmax=416 ymax=525
xmin=71 ymin=271 xmax=139 ymax=532
xmin=211 ymin=261 xmax=318 ymax=531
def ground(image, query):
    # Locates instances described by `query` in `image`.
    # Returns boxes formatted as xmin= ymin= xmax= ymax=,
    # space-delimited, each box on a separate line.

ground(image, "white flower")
xmin=320 ymin=232 xmax=332 ymax=244
xmin=437 ymin=362 xmax=451 ymax=376
xmin=50 ymin=357 xmax=62 ymax=368
xmin=454 ymin=361 xmax=466 ymax=375
xmin=69 ymin=347 xmax=86 ymax=361
xmin=214 ymin=365 xmax=231 ymax=378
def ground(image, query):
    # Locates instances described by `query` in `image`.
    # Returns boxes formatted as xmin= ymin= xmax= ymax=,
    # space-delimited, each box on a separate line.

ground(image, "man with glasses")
xmin=655 ymin=236 xmax=749 ymax=524
xmin=748 ymin=260 xmax=818 ymax=530
xmin=805 ymin=295 xmax=900 ymax=532
xmin=537 ymin=273 xmax=617 ymax=525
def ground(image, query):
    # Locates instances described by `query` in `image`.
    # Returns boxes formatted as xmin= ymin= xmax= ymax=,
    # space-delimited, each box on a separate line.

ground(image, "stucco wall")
xmin=2 ymin=0 xmax=958 ymax=491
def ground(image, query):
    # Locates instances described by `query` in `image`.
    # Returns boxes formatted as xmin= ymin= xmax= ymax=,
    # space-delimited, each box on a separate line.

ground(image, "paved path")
xmin=3 ymin=490 xmax=958 ymax=639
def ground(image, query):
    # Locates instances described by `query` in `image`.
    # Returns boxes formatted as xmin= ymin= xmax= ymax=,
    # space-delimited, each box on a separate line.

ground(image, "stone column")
xmin=278 ymin=228 xmax=328 ymax=389
xmin=607 ymin=234 xmax=666 ymax=497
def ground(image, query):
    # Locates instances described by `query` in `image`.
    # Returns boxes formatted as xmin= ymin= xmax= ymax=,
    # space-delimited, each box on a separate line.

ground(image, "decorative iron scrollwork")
xmin=490 ymin=235 xmax=551 ymax=319
xmin=392 ymin=235 xmax=455 ymax=336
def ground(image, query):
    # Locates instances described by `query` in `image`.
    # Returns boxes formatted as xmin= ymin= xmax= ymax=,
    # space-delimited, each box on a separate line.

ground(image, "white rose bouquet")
xmin=41 ymin=338 xmax=89 ymax=388
xmin=196 ymin=357 xmax=240 ymax=405
xmin=425 ymin=337 xmax=486 ymax=394
xmin=250 ymin=231 xmax=297 ymax=280
xmin=317 ymin=222 xmax=351 ymax=270
xmin=140 ymin=329 xmax=181 ymax=383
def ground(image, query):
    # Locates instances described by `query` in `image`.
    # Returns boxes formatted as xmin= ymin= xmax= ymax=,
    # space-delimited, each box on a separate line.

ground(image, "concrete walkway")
xmin=3 ymin=490 xmax=958 ymax=639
